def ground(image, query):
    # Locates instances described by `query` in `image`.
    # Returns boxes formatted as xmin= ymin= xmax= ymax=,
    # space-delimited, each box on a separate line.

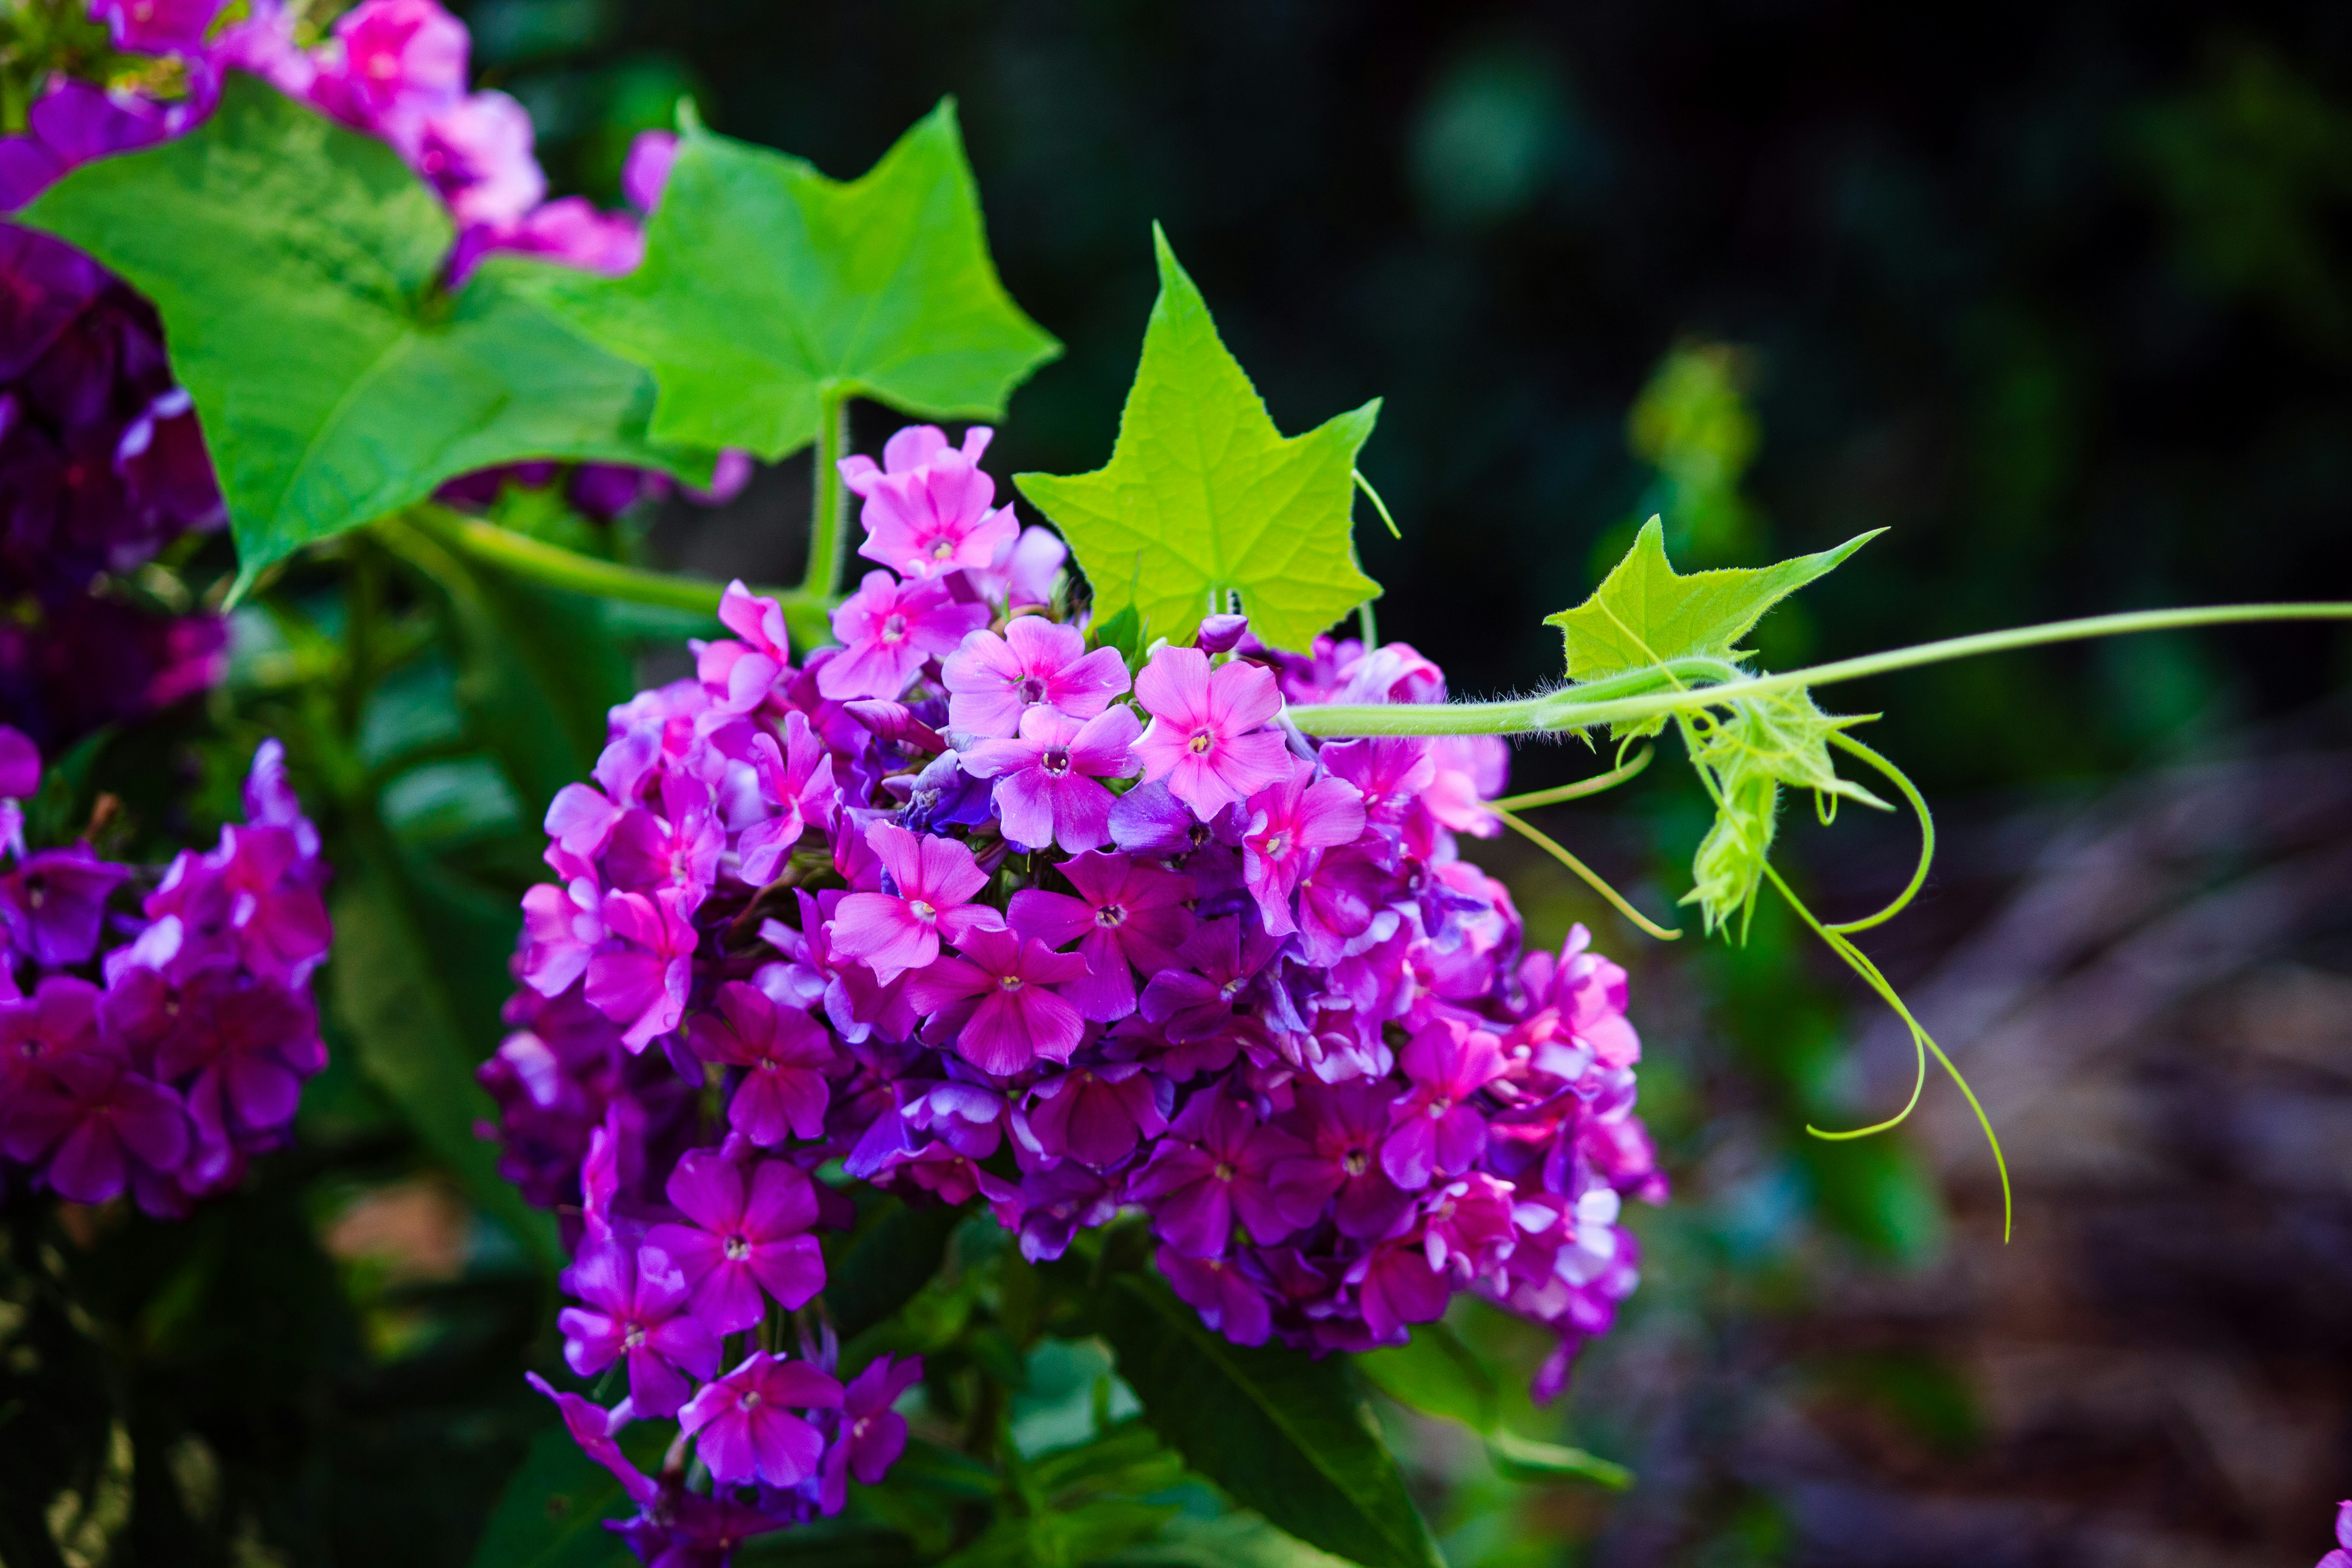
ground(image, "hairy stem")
xmin=1285 ymin=602 xmax=2352 ymax=737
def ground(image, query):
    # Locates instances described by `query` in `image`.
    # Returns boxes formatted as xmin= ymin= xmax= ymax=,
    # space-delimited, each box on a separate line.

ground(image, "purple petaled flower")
xmin=758 ymin=891 xmax=918 ymax=1047
xmin=1006 ymin=851 xmax=1194 ymax=1023
xmin=826 ymin=822 xmax=1004 ymax=985
xmin=602 ymin=774 xmax=721 ymax=904
xmin=697 ymin=581 xmax=794 ymax=715
xmin=525 ymin=1373 xmax=659 ymax=1507
xmin=735 ymin=712 xmax=836 ymax=884
xmin=1384 ymin=1019 xmax=1508 ymax=1191
xmin=819 ymin=570 xmax=989 ymax=703
xmin=1019 ymin=1062 xmax=1168 ymax=1168
xmin=677 ymin=1351 xmax=843 ymax=1487
xmin=0 ymin=977 xmax=98 ymax=1112
xmin=1274 ymin=1078 xmax=1413 ymax=1240
xmin=1347 ymin=1234 xmax=1450 ymax=1344
xmin=839 ymin=425 xmax=1019 ymax=580
xmin=1137 ymin=916 xmax=1279 ymax=1045
xmin=91 ymin=0 xmax=227 ymax=54
xmin=964 ymin=524 xmax=1068 ymax=610
xmin=1158 ymin=1245 xmax=1273 ymax=1346
xmin=155 ymin=967 xmax=324 ymax=1186
xmin=940 ymin=615 xmax=1130 ymax=740
xmin=1423 ymin=735 xmax=1509 ymax=839
xmin=543 ymin=730 xmax=656 ymax=861
xmin=405 ymin=90 xmax=544 ymax=226
xmin=312 ymin=0 xmax=470 ymax=129
xmin=558 ymin=1241 xmax=720 ymax=1418
xmin=1131 ymin=647 xmax=1290 ymax=821
xmin=908 ymin=926 xmax=1088 ymax=1077
xmin=819 ymin=1353 xmax=923 ymax=1514
xmin=1240 ymin=761 xmax=1365 ymax=937
xmin=586 ymin=888 xmax=699 ymax=1051
xmin=0 ymin=724 xmax=39 ymax=802
xmin=5 ymin=1049 xmax=187 ymax=1209
xmin=0 ymin=845 xmax=132 ymax=967
xmin=621 ymin=128 xmax=677 ymax=213
xmin=961 ymin=704 xmax=1141 ymax=854
xmin=689 ymin=981 xmax=834 ymax=1146
xmin=2317 ymin=1499 xmax=2352 ymax=1568
xmin=518 ymin=876 xmax=604 ymax=997
xmin=1316 ymin=736 xmax=1436 ymax=827
xmin=1127 ymin=1087 xmax=1318 ymax=1257
xmin=644 ymin=1149 xmax=824 ymax=1335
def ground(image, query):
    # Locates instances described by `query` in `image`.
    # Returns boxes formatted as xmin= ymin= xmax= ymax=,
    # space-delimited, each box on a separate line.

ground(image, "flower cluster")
xmin=2319 ymin=1499 xmax=2352 ymax=1568
xmin=484 ymin=417 xmax=1663 ymax=1553
xmin=0 ymin=732 xmax=333 ymax=1215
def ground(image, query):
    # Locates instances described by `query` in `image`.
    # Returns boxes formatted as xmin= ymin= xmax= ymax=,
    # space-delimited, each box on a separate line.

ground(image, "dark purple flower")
xmin=525 ymin=1372 xmax=658 ymax=1507
xmin=643 ymin=1150 xmax=824 ymax=1334
xmin=1157 ymin=1245 xmax=1272 ymax=1346
xmin=5 ymin=1048 xmax=186 ymax=1207
xmin=1274 ymin=1077 xmax=1412 ymax=1240
xmin=678 ymin=1351 xmax=842 ymax=1487
xmin=1137 ymin=917 xmax=1281 ymax=1045
xmin=818 ymin=1353 xmax=922 ymax=1514
xmin=558 ymin=1240 xmax=720 ymax=1418
xmin=154 ymin=968 xmax=324 ymax=1185
xmin=1019 ymin=1062 xmax=1168 ymax=1168
xmin=688 ymin=982 xmax=833 ymax=1146
xmin=1346 ymin=1235 xmax=1450 ymax=1344
xmin=907 ymin=927 xmax=1088 ymax=1077
xmin=1127 ymin=1088 xmax=1317 ymax=1257
xmin=0 ymin=845 xmax=131 ymax=966
xmin=1006 ymin=850 xmax=1194 ymax=1023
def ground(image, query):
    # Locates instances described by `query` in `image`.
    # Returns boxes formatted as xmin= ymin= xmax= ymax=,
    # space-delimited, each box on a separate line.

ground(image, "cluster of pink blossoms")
xmin=482 ymin=421 xmax=1661 ymax=1555
xmin=0 ymin=733 xmax=333 ymax=1215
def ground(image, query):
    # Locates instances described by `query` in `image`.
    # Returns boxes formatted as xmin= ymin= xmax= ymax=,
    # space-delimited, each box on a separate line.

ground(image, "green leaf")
xmin=1095 ymin=1272 xmax=1442 ymax=1568
xmin=1358 ymin=1324 xmax=1632 ymax=1492
xmin=1483 ymin=1431 xmax=1634 ymax=1490
xmin=824 ymin=1195 xmax=964 ymax=1342
xmin=509 ymin=99 xmax=1059 ymax=459
xmin=1544 ymin=516 xmax=1880 ymax=686
xmin=466 ymin=1425 xmax=637 ymax=1568
xmin=1015 ymin=227 xmax=1381 ymax=653
xmin=17 ymin=73 xmax=715 ymax=588
xmin=1102 ymin=1512 xmax=1359 ymax=1568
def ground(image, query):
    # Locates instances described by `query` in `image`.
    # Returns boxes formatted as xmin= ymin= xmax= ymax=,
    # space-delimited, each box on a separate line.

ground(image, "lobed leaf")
xmin=1094 ymin=1271 xmax=1443 ymax=1568
xmin=510 ymin=99 xmax=1060 ymax=459
xmin=17 ymin=74 xmax=716 ymax=591
xmin=1016 ymin=227 xmax=1381 ymax=653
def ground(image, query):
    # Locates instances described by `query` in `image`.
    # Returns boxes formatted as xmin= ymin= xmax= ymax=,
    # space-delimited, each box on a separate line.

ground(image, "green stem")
xmin=1494 ymin=805 xmax=1682 ymax=940
xmin=1489 ymin=744 xmax=1654 ymax=811
xmin=1353 ymin=468 xmax=1402 ymax=539
xmin=804 ymin=387 xmax=853 ymax=599
xmin=1287 ymin=602 xmax=2352 ymax=737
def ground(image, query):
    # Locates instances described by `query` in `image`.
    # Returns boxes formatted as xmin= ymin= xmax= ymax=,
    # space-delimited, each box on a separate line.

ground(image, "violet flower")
xmin=961 ymin=705 xmax=1141 ymax=853
xmin=1157 ymin=1245 xmax=1273 ymax=1346
xmin=558 ymin=1241 xmax=720 ymax=1418
xmin=1019 ymin=1062 xmax=1169 ymax=1168
xmin=688 ymin=981 xmax=834 ymax=1146
xmin=818 ymin=570 xmax=989 ymax=703
xmin=819 ymin=1353 xmax=923 ymax=1515
xmin=2318 ymin=1500 xmax=2351 ymax=1568
xmin=827 ymin=821 xmax=1005 ymax=985
xmin=907 ymin=926 xmax=1088 ymax=1076
xmin=525 ymin=1373 xmax=659 ymax=1507
xmin=940 ymin=615 xmax=1130 ymax=740
xmin=92 ymin=0 xmax=228 ymax=54
xmin=0 ymin=845 xmax=132 ymax=967
xmin=1240 ymin=761 xmax=1365 ymax=937
xmin=1006 ymin=850 xmax=1194 ymax=1023
xmin=677 ymin=1351 xmax=843 ymax=1487
xmin=586 ymin=888 xmax=699 ymax=1051
xmin=1127 ymin=1088 xmax=1318 ymax=1256
xmin=1137 ymin=916 xmax=1280 ymax=1045
xmin=1346 ymin=1235 xmax=1450 ymax=1344
xmin=518 ymin=876 xmax=604 ymax=998
xmin=735 ymin=713 xmax=836 ymax=884
xmin=840 ymin=425 xmax=1019 ymax=580
xmin=4 ymin=1049 xmax=187 ymax=1208
xmin=1274 ymin=1078 xmax=1413 ymax=1239
xmin=1131 ymin=646 xmax=1290 ymax=821
xmin=643 ymin=1150 xmax=824 ymax=1335
xmin=1383 ymin=1019 xmax=1509 ymax=1191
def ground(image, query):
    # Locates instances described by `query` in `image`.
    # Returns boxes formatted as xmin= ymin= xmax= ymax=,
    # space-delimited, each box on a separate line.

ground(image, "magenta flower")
xmin=644 ymin=1150 xmax=824 ymax=1334
xmin=826 ymin=822 xmax=1004 ymax=985
xmin=1421 ymin=1173 xmax=1519 ymax=1282
xmin=819 ymin=570 xmax=989 ymax=703
xmin=1137 ymin=916 xmax=1281 ymax=1045
xmin=759 ymin=892 xmax=919 ymax=1046
xmin=155 ymin=968 xmax=323 ymax=1183
xmin=688 ymin=982 xmax=834 ymax=1146
xmin=406 ymin=91 xmax=544 ymax=226
xmin=1240 ymin=762 xmax=1365 ymax=937
xmin=697 ymin=580 xmax=795 ymax=714
xmin=557 ymin=1241 xmax=720 ymax=1418
xmin=1131 ymin=647 xmax=1290 ymax=821
xmin=602 ymin=774 xmax=722 ymax=904
xmin=2319 ymin=1500 xmax=2352 ymax=1568
xmin=962 ymin=705 xmax=1142 ymax=853
xmin=0 ymin=845 xmax=132 ymax=967
xmin=91 ymin=0 xmax=225 ymax=54
xmin=1383 ymin=1019 xmax=1508 ymax=1191
xmin=1423 ymin=735 xmax=1509 ymax=838
xmin=518 ymin=876 xmax=603 ymax=997
xmin=525 ymin=1373 xmax=659 ymax=1508
xmin=5 ymin=1050 xmax=186 ymax=1207
xmin=621 ymin=128 xmax=677 ymax=212
xmin=819 ymin=1353 xmax=923 ymax=1515
xmin=1274 ymin=1078 xmax=1413 ymax=1240
xmin=964 ymin=524 xmax=1069 ymax=610
xmin=1346 ymin=1235 xmax=1450 ymax=1344
xmin=735 ymin=712 xmax=837 ymax=884
xmin=941 ymin=615 xmax=1131 ymax=740
xmin=1318 ymin=736 xmax=1437 ymax=825
xmin=1158 ymin=1246 xmax=1274 ymax=1346
xmin=1019 ymin=1062 xmax=1169 ymax=1168
xmin=314 ymin=0 xmax=470 ymax=127
xmin=1127 ymin=1089 xmax=1318 ymax=1257
xmin=586 ymin=888 xmax=699 ymax=1051
xmin=0 ymin=723 xmax=38 ymax=800
xmin=1006 ymin=851 xmax=1194 ymax=1023
xmin=0 ymin=977 xmax=98 ymax=1110
xmin=678 ymin=1351 xmax=843 ymax=1487
xmin=908 ymin=926 xmax=1088 ymax=1077
xmin=840 ymin=425 xmax=1019 ymax=580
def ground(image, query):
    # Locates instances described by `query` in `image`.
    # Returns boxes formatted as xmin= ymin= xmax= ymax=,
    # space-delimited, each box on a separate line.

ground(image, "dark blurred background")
xmin=454 ymin=3 xmax=2352 ymax=1563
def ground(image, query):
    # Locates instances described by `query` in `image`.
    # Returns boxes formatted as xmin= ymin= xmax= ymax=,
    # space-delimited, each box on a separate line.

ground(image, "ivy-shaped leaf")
xmin=1015 ymin=227 xmax=1381 ymax=653
xmin=1545 ymin=515 xmax=1881 ymax=684
xmin=510 ymin=99 xmax=1060 ymax=459
xmin=17 ymin=73 xmax=716 ymax=592
xmin=1095 ymin=1270 xmax=1442 ymax=1568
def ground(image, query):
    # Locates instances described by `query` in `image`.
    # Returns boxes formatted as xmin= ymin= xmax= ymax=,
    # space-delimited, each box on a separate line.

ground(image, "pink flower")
xmin=91 ymin=0 xmax=224 ymax=54
xmin=826 ymin=823 xmax=1005 ymax=985
xmin=840 ymin=425 xmax=1019 ymax=580
xmin=1424 ymin=735 xmax=1509 ymax=838
xmin=621 ymin=128 xmax=677 ymax=213
xmin=601 ymin=774 xmax=721 ymax=904
xmin=735 ymin=712 xmax=836 ymax=884
xmin=689 ymin=981 xmax=834 ymax=1145
xmin=1005 ymin=851 xmax=1194 ymax=1023
xmin=820 ymin=1354 xmax=924 ymax=1515
xmin=314 ymin=0 xmax=469 ymax=128
xmin=2319 ymin=1500 xmax=2352 ymax=1568
xmin=962 ymin=705 xmax=1141 ymax=853
xmin=1241 ymin=761 xmax=1365 ymax=936
xmin=644 ymin=1150 xmax=825 ymax=1334
xmin=406 ymin=91 xmax=544 ymax=226
xmin=940 ymin=616 xmax=1129 ymax=740
xmin=585 ymin=888 xmax=698 ymax=1051
xmin=1383 ymin=1019 xmax=1508 ymax=1190
xmin=1273 ymin=1078 xmax=1413 ymax=1240
xmin=518 ymin=877 xmax=603 ymax=996
xmin=1317 ymin=736 xmax=1437 ymax=825
xmin=696 ymin=581 xmax=794 ymax=715
xmin=820 ymin=571 xmax=990 ymax=702
xmin=678 ymin=1351 xmax=842 ymax=1487
xmin=908 ymin=927 xmax=1088 ymax=1076
xmin=1131 ymin=647 xmax=1290 ymax=821
xmin=964 ymin=524 xmax=1068 ymax=609
xmin=557 ymin=1241 xmax=719 ymax=1418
